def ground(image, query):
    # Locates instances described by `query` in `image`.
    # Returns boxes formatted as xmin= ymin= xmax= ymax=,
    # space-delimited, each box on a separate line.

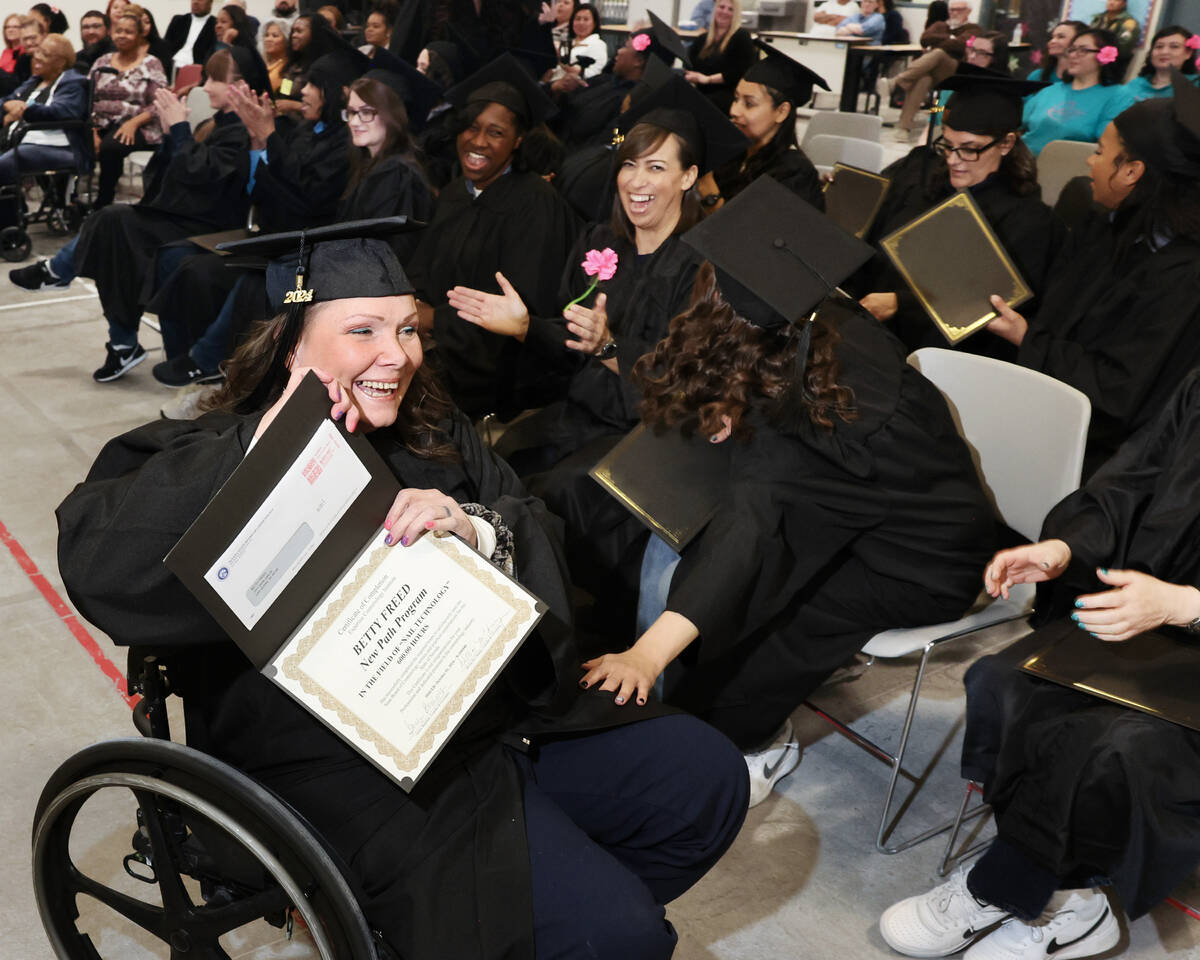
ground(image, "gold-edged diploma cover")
xmin=1019 ymin=619 xmax=1200 ymax=733
xmin=589 ymin=423 xmax=731 ymax=553
xmin=823 ymin=163 xmax=890 ymax=239
xmin=880 ymin=190 xmax=1032 ymax=345
xmin=166 ymin=373 xmax=545 ymax=791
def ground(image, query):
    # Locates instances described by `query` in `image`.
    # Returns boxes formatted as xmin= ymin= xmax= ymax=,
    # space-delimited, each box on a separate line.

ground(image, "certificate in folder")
xmin=823 ymin=163 xmax=890 ymax=239
xmin=1019 ymin=620 xmax=1200 ymax=733
xmin=165 ymin=373 xmax=545 ymax=790
xmin=879 ymin=190 xmax=1032 ymax=345
xmin=589 ymin=422 xmax=731 ymax=553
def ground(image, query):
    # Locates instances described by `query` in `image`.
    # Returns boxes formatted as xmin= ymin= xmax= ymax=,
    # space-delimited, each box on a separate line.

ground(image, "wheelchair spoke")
xmin=132 ymin=789 xmax=196 ymax=916
xmin=69 ymin=864 xmax=167 ymax=939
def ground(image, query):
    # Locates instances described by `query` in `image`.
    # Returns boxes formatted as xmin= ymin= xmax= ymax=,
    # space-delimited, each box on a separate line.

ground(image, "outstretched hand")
xmin=1073 ymin=568 xmax=1200 ymax=642
xmin=228 ymin=82 xmax=276 ymax=147
xmin=983 ymin=539 xmax=1071 ymax=599
xmin=446 ymin=271 xmax=530 ymax=340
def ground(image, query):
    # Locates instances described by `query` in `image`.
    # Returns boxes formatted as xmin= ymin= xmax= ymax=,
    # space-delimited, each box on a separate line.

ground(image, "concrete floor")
xmin=3 ymin=144 xmax=1197 ymax=960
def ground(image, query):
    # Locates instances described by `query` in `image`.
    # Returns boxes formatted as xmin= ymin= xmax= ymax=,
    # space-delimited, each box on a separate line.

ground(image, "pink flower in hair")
xmin=582 ymin=247 xmax=619 ymax=281
xmin=1187 ymin=35 xmax=1200 ymax=50
xmin=1096 ymin=45 xmax=1118 ymax=64
xmin=632 ymin=32 xmax=651 ymax=52
xmin=965 ymin=35 xmax=975 ymax=48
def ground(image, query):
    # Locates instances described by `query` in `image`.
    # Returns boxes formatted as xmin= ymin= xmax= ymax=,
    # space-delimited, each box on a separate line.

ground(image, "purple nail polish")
xmin=400 ymin=536 xmax=409 ymax=546
xmin=384 ymin=533 xmax=393 ymax=545
xmin=333 ymin=408 xmax=343 ymax=420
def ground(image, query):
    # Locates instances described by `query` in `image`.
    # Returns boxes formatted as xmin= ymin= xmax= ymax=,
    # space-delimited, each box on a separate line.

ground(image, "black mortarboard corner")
xmin=307 ymin=45 xmax=372 ymax=92
xmin=743 ymin=39 xmax=829 ymax=108
xmin=216 ymin=218 xmax=423 ymax=410
xmin=938 ymin=65 xmax=1047 ymax=135
xmin=364 ymin=47 xmax=444 ymax=131
xmin=512 ymin=17 xmax=560 ymax=79
xmin=645 ymin=11 xmax=691 ymax=68
xmin=444 ymin=52 xmax=558 ymax=125
xmin=615 ymin=74 xmax=747 ymax=173
xmin=682 ymin=176 xmax=873 ymax=383
xmin=387 ymin=0 xmax=427 ymax=66
xmin=1113 ymin=68 xmax=1200 ymax=179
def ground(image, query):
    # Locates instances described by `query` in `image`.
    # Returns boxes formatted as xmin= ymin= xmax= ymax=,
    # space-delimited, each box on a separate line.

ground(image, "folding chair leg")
xmin=937 ymin=780 xmax=990 ymax=876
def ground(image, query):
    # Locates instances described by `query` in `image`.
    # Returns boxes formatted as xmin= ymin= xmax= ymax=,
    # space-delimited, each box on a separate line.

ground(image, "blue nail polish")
xmin=1071 ymin=612 xmax=1079 ymax=621
xmin=1100 ymin=567 xmax=1108 ymax=575
xmin=1077 ymin=621 xmax=1088 ymax=630
xmin=1075 ymin=600 xmax=1085 ymax=608
xmin=384 ymin=533 xmax=392 ymax=545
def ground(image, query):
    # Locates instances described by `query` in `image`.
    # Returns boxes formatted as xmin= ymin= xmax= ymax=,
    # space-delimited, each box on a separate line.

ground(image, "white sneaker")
xmin=963 ymin=889 xmax=1119 ymax=960
xmin=744 ymin=718 xmax=801 ymax=807
xmin=879 ymin=866 xmax=1009 ymax=957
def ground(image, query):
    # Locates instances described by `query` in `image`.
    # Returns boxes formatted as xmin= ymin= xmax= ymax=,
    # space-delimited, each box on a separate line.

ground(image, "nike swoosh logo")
xmin=762 ymin=751 xmax=789 ymax=781
xmin=1046 ymin=907 xmax=1110 ymax=955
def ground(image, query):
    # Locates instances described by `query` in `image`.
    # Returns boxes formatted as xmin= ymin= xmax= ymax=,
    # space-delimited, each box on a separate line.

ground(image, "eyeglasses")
xmin=1066 ymin=45 xmax=1100 ymax=55
xmin=341 ymin=106 xmax=378 ymax=122
xmin=932 ymin=136 xmax=1001 ymax=161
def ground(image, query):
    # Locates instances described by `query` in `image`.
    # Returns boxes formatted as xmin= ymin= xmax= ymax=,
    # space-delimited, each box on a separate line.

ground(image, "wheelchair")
xmin=32 ymin=651 xmax=396 ymax=959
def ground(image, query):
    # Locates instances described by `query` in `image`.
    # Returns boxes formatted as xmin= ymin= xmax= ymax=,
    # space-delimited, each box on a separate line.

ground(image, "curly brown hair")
xmin=633 ymin=261 xmax=857 ymax=439
xmin=204 ymin=303 xmax=460 ymax=461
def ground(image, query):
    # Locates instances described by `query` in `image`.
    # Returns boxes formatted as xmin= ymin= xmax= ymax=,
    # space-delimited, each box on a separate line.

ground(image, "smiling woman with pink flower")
xmin=1020 ymin=26 xmax=1136 ymax=155
xmin=1126 ymin=25 xmax=1200 ymax=102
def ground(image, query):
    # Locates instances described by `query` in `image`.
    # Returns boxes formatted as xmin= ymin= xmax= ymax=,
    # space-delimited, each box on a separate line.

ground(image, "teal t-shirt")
xmin=1021 ymin=82 xmax=1136 ymax=155
xmin=1125 ymin=75 xmax=1174 ymax=102
xmin=1025 ymin=66 xmax=1064 ymax=84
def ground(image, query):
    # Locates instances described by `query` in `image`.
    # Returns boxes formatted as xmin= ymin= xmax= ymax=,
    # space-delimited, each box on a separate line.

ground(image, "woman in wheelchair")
xmin=0 ymin=33 xmax=88 ymax=228
xmin=56 ymin=222 xmax=750 ymax=960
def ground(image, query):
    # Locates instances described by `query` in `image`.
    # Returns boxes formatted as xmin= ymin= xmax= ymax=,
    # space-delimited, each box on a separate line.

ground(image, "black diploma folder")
xmin=589 ymin=423 xmax=731 ymax=553
xmin=879 ymin=189 xmax=1032 ymax=345
xmin=823 ymin=163 xmax=890 ymax=239
xmin=1020 ymin=619 xmax=1200 ymax=733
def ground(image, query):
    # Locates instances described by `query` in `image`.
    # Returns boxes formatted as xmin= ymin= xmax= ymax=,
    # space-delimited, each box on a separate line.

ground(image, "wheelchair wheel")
xmin=32 ymin=738 xmax=381 ymax=960
xmin=0 ymin=225 xmax=31 ymax=262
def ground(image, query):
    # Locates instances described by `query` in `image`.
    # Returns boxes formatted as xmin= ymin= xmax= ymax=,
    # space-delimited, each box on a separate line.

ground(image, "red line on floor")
xmin=0 ymin=518 xmax=138 ymax=709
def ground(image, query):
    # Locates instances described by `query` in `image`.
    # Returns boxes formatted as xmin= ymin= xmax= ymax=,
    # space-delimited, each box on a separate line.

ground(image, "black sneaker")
xmin=9 ymin=260 xmax=69 ymax=291
xmin=152 ymin=352 xmax=223 ymax=387
xmin=93 ymin=342 xmax=147 ymax=382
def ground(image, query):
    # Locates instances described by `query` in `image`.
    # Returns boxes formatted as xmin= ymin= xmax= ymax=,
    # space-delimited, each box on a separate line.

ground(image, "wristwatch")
xmin=594 ymin=339 xmax=617 ymax=360
xmin=1186 ymin=616 xmax=1200 ymax=635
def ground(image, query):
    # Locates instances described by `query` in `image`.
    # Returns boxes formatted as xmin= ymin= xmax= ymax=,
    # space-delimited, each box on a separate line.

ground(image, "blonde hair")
xmin=20 ymin=15 xmax=46 ymax=35
xmin=700 ymin=0 xmax=742 ymax=58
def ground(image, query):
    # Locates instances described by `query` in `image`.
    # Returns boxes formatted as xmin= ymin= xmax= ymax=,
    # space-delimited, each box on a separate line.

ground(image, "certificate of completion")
xmin=167 ymin=372 xmax=545 ymax=790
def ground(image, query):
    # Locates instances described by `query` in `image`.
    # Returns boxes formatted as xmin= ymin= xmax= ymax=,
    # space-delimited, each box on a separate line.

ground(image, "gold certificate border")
xmin=278 ymin=537 xmax=534 ymax=775
xmin=880 ymin=190 xmax=1032 ymax=345
xmin=824 ymin=162 xmax=891 ymax=239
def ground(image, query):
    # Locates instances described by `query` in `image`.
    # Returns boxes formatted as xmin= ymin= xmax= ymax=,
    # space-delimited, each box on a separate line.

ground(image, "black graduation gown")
xmin=662 ymin=303 xmax=997 ymax=749
xmin=556 ymin=142 xmax=616 ymax=224
xmin=55 ymin=409 xmax=673 ymax=960
xmin=555 ymin=75 xmax=635 ymax=151
xmin=686 ymin=28 xmax=757 ymax=113
xmin=1015 ymin=212 xmax=1200 ymax=477
xmin=711 ymin=142 xmax=825 ymax=212
xmin=852 ymin=146 xmax=1069 ymax=362
xmin=405 ymin=170 xmax=579 ymax=419
xmin=337 ymin=152 xmax=436 ymax=264
xmin=145 ymin=120 xmax=351 ymax=357
xmin=74 ymin=113 xmax=251 ymax=330
xmin=960 ymin=369 xmax=1200 ymax=919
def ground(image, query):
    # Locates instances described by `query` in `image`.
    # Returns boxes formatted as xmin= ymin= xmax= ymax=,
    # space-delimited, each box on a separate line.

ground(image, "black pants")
xmin=95 ymin=125 xmax=153 ymax=208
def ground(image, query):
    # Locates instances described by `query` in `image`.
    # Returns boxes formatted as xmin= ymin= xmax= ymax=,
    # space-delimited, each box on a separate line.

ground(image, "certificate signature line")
xmin=0 ymin=516 xmax=138 ymax=709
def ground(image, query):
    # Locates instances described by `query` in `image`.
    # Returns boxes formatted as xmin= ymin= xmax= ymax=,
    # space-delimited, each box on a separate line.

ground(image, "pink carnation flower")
xmin=582 ymin=247 xmax=619 ymax=281
xmin=1187 ymin=35 xmax=1200 ymax=50
xmin=632 ymin=32 xmax=651 ymax=52
xmin=1096 ymin=45 xmax=1118 ymax=65
xmin=965 ymin=35 xmax=975 ymax=48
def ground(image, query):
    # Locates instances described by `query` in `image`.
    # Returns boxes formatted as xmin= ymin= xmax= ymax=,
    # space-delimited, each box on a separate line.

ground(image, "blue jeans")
xmin=48 ymin=234 xmax=78 ymax=281
xmin=0 ymin=143 xmax=77 ymax=228
xmin=637 ymin=534 xmax=683 ymax=699
xmin=188 ymin=274 xmax=242 ymax=372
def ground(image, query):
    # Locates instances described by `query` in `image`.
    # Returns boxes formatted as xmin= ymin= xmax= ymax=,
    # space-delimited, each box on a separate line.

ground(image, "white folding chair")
xmin=801 ymin=110 xmax=884 ymax=150
xmin=804 ymin=349 xmax=1091 ymax=857
xmin=1036 ymin=139 xmax=1097 ymax=208
xmin=804 ymin=133 xmax=886 ymax=175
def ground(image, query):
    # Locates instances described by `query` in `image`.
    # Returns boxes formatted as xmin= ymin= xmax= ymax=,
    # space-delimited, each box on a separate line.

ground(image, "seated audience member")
xmin=536 ymin=0 xmax=574 ymax=50
xmin=260 ymin=18 xmax=288 ymax=91
xmin=811 ymin=0 xmax=860 ymax=36
xmin=56 ymin=219 xmax=751 ymax=960
xmin=1021 ymin=28 xmax=1135 ymax=155
xmin=359 ymin=1 xmax=395 ymax=57
xmin=276 ymin=14 xmax=341 ymax=115
xmin=138 ymin=9 xmax=176 ymax=75
xmin=700 ymin=41 xmax=825 ymax=212
xmin=983 ymin=72 xmax=1200 ymax=475
xmin=74 ymin=9 xmax=114 ymax=73
xmin=1126 ymin=25 xmax=1197 ymax=101
xmin=880 ymin=368 xmax=1200 ymax=960
xmin=67 ymin=48 xmax=256 ymax=382
xmin=1027 ymin=19 xmax=1086 ymax=83
xmin=29 ymin=4 xmax=67 ymax=35
xmin=166 ymin=0 xmax=217 ymax=73
xmin=581 ymin=178 xmax=995 ymax=805
xmin=556 ymin=3 xmax=607 ymax=81
xmin=14 ymin=16 xmax=45 ymax=84
xmin=836 ymin=0 xmax=885 ymax=44
xmin=856 ymin=73 xmax=1067 ymax=360
xmin=89 ymin=4 xmax=167 ymax=209
xmin=213 ymin=2 xmax=269 ymax=92
xmin=148 ymin=48 xmax=356 ymax=385
xmin=256 ymin=0 xmax=296 ymax=46
xmin=404 ymin=53 xmax=579 ymax=420
xmin=686 ymin=0 xmax=756 ymax=113
xmin=0 ymin=34 xmax=87 ymax=227
xmin=106 ymin=0 xmax=128 ymax=23
xmin=223 ymin=0 xmax=258 ymax=38
xmin=1 ymin=14 xmax=22 ymax=75
xmin=1090 ymin=0 xmax=1139 ymax=74
xmin=923 ymin=0 xmax=948 ymax=31
xmin=316 ymin=4 xmax=342 ymax=31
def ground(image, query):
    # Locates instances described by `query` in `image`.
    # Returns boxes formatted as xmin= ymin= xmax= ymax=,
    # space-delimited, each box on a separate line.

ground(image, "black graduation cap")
xmin=645 ymin=11 xmax=691 ymax=68
xmin=938 ymin=65 xmax=1047 ymax=134
xmin=365 ymin=47 xmax=444 ymax=131
xmin=444 ymin=52 xmax=558 ymax=125
xmin=1112 ymin=68 xmax=1200 ymax=178
xmin=1171 ymin=67 xmax=1200 ymax=141
xmin=512 ymin=18 xmax=560 ymax=79
xmin=387 ymin=0 xmax=426 ymax=66
xmin=743 ymin=39 xmax=829 ymax=107
xmin=682 ymin=175 xmax=873 ymax=330
xmin=615 ymin=74 xmax=747 ymax=173
xmin=307 ymin=45 xmax=372 ymax=92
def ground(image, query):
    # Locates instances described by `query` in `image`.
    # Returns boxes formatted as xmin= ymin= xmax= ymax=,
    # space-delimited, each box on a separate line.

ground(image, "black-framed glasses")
xmin=341 ymin=106 xmax=378 ymax=122
xmin=932 ymin=136 xmax=1001 ymax=161
xmin=1066 ymin=45 xmax=1100 ymax=55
